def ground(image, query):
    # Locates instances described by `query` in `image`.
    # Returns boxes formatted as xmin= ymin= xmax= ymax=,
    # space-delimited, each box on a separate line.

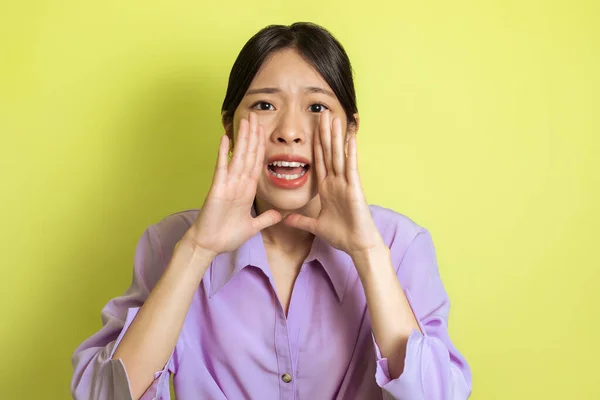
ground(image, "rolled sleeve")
xmin=373 ymin=228 xmax=472 ymax=400
xmin=373 ymin=329 xmax=422 ymax=391
xmin=71 ymin=226 xmax=178 ymax=400
xmin=108 ymin=307 xmax=174 ymax=400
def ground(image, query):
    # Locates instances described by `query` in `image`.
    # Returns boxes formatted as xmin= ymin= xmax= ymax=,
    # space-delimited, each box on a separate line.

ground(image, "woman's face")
xmin=227 ymin=48 xmax=358 ymax=213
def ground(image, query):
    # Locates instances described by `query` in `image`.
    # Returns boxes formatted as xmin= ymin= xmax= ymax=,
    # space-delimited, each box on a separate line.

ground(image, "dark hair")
xmin=221 ymin=22 xmax=358 ymax=131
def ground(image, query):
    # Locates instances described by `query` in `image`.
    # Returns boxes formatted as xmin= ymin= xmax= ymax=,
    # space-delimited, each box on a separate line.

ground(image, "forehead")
xmin=249 ymin=48 xmax=332 ymax=93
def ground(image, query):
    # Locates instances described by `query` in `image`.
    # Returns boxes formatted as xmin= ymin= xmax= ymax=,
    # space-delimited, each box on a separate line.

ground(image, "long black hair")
xmin=221 ymin=22 xmax=358 ymax=131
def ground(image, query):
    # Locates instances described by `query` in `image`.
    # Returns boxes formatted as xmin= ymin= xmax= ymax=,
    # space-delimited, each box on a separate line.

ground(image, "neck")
xmin=254 ymin=196 xmax=321 ymax=254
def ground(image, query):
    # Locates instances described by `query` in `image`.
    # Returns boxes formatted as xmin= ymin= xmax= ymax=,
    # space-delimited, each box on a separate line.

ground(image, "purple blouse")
xmin=71 ymin=205 xmax=472 ymax=399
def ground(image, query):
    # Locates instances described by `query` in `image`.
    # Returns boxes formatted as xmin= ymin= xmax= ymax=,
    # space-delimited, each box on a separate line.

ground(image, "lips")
xmin=265 ymin=153 xmax=311 ymax=189
xmin=266 ymin=154 xmax=311 ymax=165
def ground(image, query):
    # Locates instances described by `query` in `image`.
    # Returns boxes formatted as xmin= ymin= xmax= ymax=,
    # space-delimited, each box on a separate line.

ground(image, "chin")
xmin=256 ymin=182 xmax=318 ymax=213
xmin=269 ymin=195 xmax=312 ymax=212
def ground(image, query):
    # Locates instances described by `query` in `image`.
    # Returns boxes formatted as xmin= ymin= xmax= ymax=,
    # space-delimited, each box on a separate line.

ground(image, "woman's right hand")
xmin=182 ymin=112 xmax=282 ymax=258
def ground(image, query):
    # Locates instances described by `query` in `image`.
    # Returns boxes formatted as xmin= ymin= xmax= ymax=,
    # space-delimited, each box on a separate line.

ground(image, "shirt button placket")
xmin=275 ymin=307 xmax=294 ymax=399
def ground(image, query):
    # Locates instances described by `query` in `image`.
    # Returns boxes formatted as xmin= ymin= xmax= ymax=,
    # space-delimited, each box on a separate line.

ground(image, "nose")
xmin=269 ymin=108 xmax=306 ymax=145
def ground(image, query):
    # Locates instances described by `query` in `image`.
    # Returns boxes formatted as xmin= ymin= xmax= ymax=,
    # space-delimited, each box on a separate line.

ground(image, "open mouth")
xmin=267 ymin=161 xmax=311 ymax=180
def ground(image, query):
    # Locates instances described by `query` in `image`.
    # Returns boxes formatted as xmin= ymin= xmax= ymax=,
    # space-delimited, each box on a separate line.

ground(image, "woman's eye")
xmin=252 ymin=102 xmax=275 ymax=111
xmin=309 ymin=103 xmax=329 ymax=113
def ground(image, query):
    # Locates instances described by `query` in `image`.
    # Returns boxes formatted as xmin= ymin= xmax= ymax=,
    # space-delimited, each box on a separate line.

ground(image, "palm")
xmin=195 ymin=179 xmax=256 ymax=253
xmin=312 ymin=176 xmax=369 ymax=251
xmin=187 ymin=113 xmax=281 ymax=256
xmin=284 ymin=112 xmax=382 ymax=256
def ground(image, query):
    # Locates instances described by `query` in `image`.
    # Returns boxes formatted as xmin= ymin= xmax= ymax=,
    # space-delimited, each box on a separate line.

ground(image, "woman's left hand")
xmin=283 ymin=111 xmax=385 ymax=258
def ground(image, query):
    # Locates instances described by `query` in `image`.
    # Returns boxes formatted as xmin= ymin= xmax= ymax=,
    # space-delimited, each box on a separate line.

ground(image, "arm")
xmin=71 ymin=227 xmax=214 ymax=400
xmin=111 ymin=234 xmax=213 ymax=399
xmin=72 ymin=116 xmax=279 ymax=400
xmin=279 ymin=112 xmax=471 ymax=399
xmin=352 ymin=229 xmax=472 ymax=400
xmin=352 ymin=244 xmax=419 ymax=379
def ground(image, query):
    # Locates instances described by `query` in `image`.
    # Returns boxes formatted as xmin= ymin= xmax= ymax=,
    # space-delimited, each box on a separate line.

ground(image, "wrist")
xmin=349 ymin=238 xmax=388 ymax=263
xmin=169 ymin=235 xmax=217 ymax=279
xmin=179 ymin=231 xmax=219 ymax=260
xmin=351 ymin=242 xmax=391 ymax=278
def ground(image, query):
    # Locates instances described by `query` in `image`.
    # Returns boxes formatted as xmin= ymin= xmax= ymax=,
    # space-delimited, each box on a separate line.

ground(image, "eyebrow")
xmin=306 ymin=86 xmax=336 ymax=98
xmin=244 ymin=86 xmax=336 ymax=98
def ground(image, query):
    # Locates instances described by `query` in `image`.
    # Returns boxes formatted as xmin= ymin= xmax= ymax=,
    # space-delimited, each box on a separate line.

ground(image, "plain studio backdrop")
xmin=1 ymin=1 xmax=598 ymax=399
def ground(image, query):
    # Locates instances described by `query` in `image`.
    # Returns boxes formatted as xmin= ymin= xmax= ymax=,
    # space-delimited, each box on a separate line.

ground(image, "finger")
xmin=251 ymin=125 xmax=266 ymax=181
xmin=252 ymin=209 xmax=282 ymax=232
xmin=319 ymin=111 xmax=333 ymax=175
xmin=229 ymin=118 xmax=249 ymax=177
xmin=244 ymin=113 xmax=258 ymax=176
xmin=283 ymin=213 xmax=318 ymax=235
xmin=346 ymin=132 xmax=359 ymax=184
xmin=213 ymin=134 xmax=229 ymax=184
xmin=313 ymin=122 xmax=327 ymax=182
xmin=331 ymin=116 xmax=344 ymax=176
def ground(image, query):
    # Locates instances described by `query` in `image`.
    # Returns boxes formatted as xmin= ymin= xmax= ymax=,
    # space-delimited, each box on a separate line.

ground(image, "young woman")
xmin=72 ymin=22 xmax=472 ymax=400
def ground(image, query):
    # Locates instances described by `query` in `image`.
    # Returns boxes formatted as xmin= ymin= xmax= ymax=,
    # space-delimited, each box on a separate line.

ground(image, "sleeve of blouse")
xmin=373 ymin=228 xmax=472 ymax=400
xmin=70 ymin=225 xmax=181 ymax=400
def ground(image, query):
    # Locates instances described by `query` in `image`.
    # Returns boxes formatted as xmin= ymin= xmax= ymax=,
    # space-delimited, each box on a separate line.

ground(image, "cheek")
xmin=232 ymin=120 xmax=239 ymax=139
xmin=255 ymin=113 xmax=276 ymax=129
xmin=231 ymin=107 xmax=249 ymax=141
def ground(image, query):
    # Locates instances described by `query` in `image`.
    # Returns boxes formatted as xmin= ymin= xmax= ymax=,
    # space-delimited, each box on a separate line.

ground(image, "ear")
xmin=221 ymin=111 xmax=234 ymax=149
xmin=345 ymin=113 xmax=360 ymax=156
xmin=352 ymin=113 xmax=360 ymax=134
xmin=344 ymin=113 xmax=360 ymax=135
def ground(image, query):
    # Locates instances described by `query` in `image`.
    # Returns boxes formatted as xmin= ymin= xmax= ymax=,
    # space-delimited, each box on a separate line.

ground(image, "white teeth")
xmin=269 ymin=161 xmax=306 ymax=167
xmin=268 ymin=169 xmax=307 ymax=180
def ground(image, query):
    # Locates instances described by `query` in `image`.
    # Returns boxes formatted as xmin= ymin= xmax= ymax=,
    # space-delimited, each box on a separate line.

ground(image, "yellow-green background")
xmin=1 ymin=0 xmax=598 ymax=398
